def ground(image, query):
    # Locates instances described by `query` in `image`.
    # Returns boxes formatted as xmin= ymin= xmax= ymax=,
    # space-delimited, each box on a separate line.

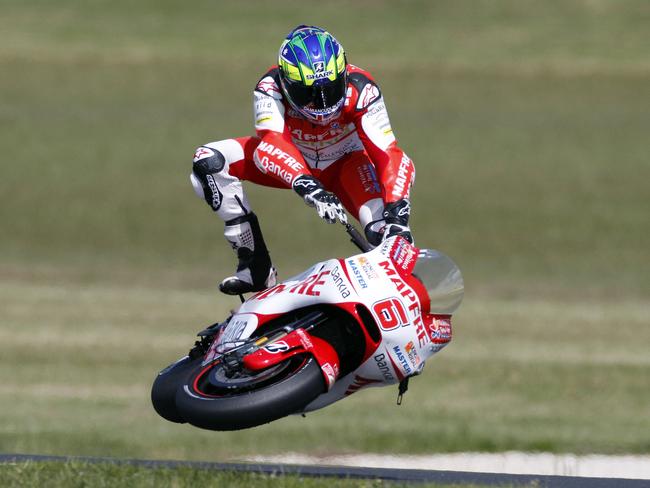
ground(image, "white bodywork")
xmin=210 ymin=238 xmax=457 ymax=412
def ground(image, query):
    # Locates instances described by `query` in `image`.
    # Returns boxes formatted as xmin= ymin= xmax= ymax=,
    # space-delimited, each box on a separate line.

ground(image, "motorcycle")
xmin=151 ymin=224 xmax=464 ymax=431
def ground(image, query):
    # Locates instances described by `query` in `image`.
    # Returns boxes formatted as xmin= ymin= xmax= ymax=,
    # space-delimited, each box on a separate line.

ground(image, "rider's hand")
xmin=293 ymin=175 xmax=348 ymax=224
xmin=382 ymin=199 xmax=413 ymax=244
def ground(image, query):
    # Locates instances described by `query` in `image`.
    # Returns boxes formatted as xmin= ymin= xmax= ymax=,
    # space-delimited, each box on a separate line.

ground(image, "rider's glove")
xmin=292 ymin=175 xmax=348 ymax=224
xmin=382 ymin=199 xmax=413 ymax=244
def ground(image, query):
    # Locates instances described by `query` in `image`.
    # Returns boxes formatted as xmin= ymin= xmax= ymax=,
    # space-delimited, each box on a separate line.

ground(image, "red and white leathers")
xmin=191 ymin=64 xmax=415 ymax=233
xmin=191 ymin=64 xmax=415 ymax=292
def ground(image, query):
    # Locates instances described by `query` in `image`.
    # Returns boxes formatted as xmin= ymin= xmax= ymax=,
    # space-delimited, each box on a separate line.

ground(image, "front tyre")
xmin=175 ymin=355 xmax=325 ymax=431
xmin=151 ymin=355 xmax=203 ymax=423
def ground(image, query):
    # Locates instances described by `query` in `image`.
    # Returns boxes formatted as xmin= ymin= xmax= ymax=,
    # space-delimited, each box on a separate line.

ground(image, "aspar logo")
xmin=346 ymin=259 xmax=368 ymax=289
xmin=330 ymin=265 xmax=351 ymax=298
xmin=264 ymin=341 xmax=290 ymax=353
xmin=378 ymin=260 xmax=429 ymax=347
xmin=373 ymin=353 xmax=395 ymax=381
xmin=392 ymin=345 xmax=412 ymax=375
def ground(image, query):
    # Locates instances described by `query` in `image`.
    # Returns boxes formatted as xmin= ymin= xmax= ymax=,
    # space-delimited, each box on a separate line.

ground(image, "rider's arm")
xmin=349 ymin=72 xmax=415 ymax=203
xmin=349 ymin=69 xmax=415 ymax=242
xmin=253 ymin=68 xmax=312 ymax=188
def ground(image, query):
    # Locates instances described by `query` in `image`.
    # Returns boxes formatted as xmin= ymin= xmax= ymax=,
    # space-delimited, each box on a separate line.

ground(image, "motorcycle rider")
xmin=191 ymin=25 xmax=415 ymax=295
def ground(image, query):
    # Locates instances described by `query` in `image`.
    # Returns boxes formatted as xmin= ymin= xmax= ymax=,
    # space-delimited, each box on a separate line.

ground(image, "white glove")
xmin=293 ymin=175 xmax=348 ymax=224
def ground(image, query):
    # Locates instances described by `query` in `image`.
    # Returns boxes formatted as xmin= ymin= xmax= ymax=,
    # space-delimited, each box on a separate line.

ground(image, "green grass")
xmin=0 ymin=461 xmax=504 ymax=488
xmin=2 ymin=279 xmax=648 ymax=458
xmin=1 ymin=0 xmax=649 ymax=461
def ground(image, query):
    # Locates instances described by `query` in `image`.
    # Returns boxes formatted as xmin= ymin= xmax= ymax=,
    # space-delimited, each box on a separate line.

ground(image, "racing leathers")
xmin=191 ymin=64 xmax=415 ymax=294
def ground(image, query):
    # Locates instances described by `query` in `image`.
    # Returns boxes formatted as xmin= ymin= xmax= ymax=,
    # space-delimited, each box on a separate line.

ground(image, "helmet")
xmin=278 ymin=25 xmax=347 ymax=125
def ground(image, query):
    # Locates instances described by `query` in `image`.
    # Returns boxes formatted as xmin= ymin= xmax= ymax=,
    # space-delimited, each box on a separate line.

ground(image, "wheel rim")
xmin=191 ymin=355 xmax=309 ymax=398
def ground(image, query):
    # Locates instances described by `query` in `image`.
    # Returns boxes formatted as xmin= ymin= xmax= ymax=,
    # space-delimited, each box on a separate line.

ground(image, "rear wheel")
xmin=175 ymin=354 xmax=324 ymax=431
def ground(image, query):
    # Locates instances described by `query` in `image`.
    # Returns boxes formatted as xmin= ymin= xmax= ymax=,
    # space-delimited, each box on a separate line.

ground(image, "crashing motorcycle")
xmin=151 ymin=224 xmax=464 ymax=431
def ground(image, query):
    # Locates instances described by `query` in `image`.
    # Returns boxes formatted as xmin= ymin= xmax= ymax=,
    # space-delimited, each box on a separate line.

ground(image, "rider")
xmin=191 ymin=25 xmax=416 ymax=295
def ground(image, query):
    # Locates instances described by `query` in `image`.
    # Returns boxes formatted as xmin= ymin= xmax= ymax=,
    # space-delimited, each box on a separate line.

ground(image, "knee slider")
xmin=191 ymin=146 xmax=226 ymax=211
xmin=192 ymin=146 xmax=226 ymax=176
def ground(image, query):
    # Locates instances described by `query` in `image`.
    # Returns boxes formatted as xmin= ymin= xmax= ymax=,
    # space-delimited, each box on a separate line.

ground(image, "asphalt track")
xmin=1 ymin=454 xmax=648 ymax=487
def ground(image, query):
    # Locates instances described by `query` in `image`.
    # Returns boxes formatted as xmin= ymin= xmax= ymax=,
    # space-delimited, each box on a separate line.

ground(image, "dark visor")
xmin=286 ymin=74 xmax=346 ymax=110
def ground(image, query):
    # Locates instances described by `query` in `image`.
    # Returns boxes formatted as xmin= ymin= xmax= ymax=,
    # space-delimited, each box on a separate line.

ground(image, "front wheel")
xmin=175 ymin=354 xmax=325 ymax=431
xmin=151 ymin=355 xmax=204 ymax=423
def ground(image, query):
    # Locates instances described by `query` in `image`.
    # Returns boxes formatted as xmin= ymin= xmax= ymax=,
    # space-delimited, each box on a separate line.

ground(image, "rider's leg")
xmin=320 ymin=152 xmax=386 ymax=246
xmin=191 ymin=137 xmax=285 ymax=294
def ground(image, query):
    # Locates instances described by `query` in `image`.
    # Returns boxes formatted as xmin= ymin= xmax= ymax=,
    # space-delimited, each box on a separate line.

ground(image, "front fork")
xmin=242 ymin=328 xmax=340 ymax=389
xmin=213 ymin=311 xmax=341 ymax=390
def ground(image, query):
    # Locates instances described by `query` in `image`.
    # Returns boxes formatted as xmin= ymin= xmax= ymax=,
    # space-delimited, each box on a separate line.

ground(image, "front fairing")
xmin=209 ymin=237 xmax=455 ymax=393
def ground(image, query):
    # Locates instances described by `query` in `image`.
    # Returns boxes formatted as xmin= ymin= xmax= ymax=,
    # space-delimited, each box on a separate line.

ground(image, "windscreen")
xmin=412 ymin=249 xmax=464 ymax=314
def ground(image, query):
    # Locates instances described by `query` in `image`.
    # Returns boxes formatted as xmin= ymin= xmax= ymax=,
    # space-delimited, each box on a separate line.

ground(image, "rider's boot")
xmin=219 ymin=213 xmax=277 ymax=295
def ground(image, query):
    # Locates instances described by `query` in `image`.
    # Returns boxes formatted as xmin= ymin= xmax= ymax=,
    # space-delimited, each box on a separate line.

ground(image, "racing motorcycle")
xmin=151 ymin=224 xmax=464 ymax=431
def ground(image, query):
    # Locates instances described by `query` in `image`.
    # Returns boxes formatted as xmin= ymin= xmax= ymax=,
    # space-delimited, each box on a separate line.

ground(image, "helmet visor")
xmin=285 ymin=74 xmax=346 ymax=110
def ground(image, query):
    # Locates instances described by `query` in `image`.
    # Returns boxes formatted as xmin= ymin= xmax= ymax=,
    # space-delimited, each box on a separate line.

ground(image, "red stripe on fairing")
xmin=405 ymin=273 xmax=431 ymax=316
xmin=338 ymin=258 xmax=358 ymax=293
xmin=344 ymin=374 xmax=382 ymax=395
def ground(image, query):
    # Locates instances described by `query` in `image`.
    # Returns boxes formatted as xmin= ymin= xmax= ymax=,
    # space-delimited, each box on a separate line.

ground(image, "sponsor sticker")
xmin=346 ymin=259 xmax=368 ymax=289
xmin=356 ymin=164 xmax=381 ymax=194
xmin=373 ymin=352 xmax=395 ymax=381
xmin=263 ymin=341 xmax=290 ymax=353
xmin=389 ymin=238 xmax=418 ymax=275
xmin=404 ymin=341 xmax=421 ymax=368
xmin=330 ymin=265 xmax=351 ymax=299
xmin=357 ymin=256 xmax=379 ymax=280
xmin=321 ymin=362 xmax=338 ymax=389
xmin=392 ymin=345 xmax=412 ymax=375
xmin=427 ymin=315 xmax=452 ymax=343
xmin=391 ymin=154 xmax=413 ymax=199
xmin=377 ymin=260 xmax=430 ymax=348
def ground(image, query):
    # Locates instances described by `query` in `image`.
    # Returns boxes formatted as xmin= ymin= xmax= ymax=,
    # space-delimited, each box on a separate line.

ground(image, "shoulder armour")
xmin=348 ymin=72 xmax=382 ymax=111
xmin=255 ymin=67 xmax=283 ymax=99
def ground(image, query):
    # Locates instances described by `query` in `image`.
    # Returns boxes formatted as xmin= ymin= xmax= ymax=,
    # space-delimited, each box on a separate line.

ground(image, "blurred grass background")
xmin=1 ymin=0 xmax=649 ymax=460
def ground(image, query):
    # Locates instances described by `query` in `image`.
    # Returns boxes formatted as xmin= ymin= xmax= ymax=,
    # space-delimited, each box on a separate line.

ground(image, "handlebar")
xmin=343 ymin=221 xmax=373 ymax=253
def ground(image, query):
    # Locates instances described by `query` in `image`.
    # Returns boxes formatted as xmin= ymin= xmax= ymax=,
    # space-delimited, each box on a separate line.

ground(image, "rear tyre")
xmin=175 ymin=354 xmax=325 ymax=431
